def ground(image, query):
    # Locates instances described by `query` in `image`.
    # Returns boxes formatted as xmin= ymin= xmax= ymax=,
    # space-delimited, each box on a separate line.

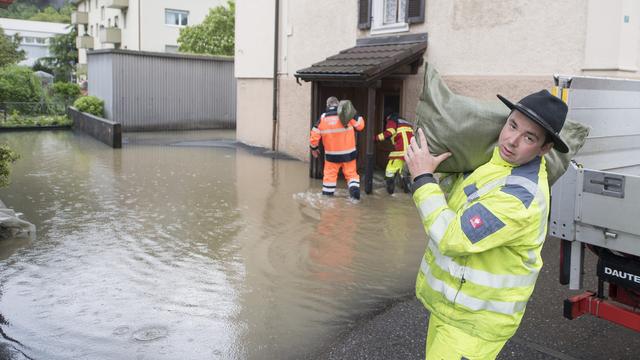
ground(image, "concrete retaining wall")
xmin=68 ymin=107 xmax=122 ymax=148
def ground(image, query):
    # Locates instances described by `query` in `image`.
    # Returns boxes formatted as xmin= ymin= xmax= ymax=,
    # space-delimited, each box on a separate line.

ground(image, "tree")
xmin=29 ymin=4 xmax=73 ymax=23
xmin=0 ymin=2 xmax=40 ymax=20
xmin=0 ymin=65 xmax=44 ymax=104
xmin=42 ymin=25 xmax=77 ymax=82
xmin=0 ymin=1 xmax=73 ymax=23
xmin=177 ymin=0 xmax=235 ymax=56
xmin=0 ymin=26 xmax=26 ymax=67
xmin=32 ymin=59 xmax=54 ymax=74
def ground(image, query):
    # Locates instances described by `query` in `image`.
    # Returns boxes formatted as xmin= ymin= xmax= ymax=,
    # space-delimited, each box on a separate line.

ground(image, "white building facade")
xmin=72 ymin=0 xmax=225 ymax=75
xmin=0 ymin=17 xmax=71 ymax=66
xmin=235 ymin=0 xmax=640 ymax=167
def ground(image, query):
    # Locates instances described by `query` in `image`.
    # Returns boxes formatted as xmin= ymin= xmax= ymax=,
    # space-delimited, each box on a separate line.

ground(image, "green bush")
xmin=0 ymin=144 xmax=19 ymax=188
xmin=0 ymin=65 xmax=44 ymax=103
xmin=73 ymin=96 xmax=104 ymax=117
xmin=52 ymin=82 xmax=81 ymax=105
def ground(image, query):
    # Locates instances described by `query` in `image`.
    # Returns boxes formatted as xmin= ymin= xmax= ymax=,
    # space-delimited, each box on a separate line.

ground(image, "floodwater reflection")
xmin=0 ymin=130 xmax=426 ymax=359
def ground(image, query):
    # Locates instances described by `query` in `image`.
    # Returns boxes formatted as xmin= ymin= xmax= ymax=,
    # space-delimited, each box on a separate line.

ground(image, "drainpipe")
xmin=271 ymin=0 xmax=280 ymax=151
xmin=138 ymin=0 xmax=141 ymax=50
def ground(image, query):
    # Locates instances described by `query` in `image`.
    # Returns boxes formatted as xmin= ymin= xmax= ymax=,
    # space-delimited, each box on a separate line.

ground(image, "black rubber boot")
xmin=385 ymin=176 xmax=395 ymax=194
xmin=349 ymin=186 xmax=360 ymax=200
xmin=401 ymin=175 xmax=411 ymax=193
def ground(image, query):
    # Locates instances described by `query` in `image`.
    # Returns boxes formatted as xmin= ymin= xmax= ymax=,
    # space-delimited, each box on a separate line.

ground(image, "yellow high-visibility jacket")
xmin=413 ymin=147 xmax=549 ymax=342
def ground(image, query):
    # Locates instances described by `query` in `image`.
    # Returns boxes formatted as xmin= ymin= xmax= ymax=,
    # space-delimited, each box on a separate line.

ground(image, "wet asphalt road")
xmin=315 ymin=237 xmax=639 ymax=360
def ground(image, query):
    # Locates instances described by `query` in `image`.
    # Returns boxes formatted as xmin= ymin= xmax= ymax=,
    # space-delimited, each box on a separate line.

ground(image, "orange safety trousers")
xmin=322 ymin=160 xmax=360 ymax=195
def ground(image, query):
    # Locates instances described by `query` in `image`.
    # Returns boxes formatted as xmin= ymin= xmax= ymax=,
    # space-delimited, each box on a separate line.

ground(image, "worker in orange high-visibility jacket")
xmin=376 ymin=113 xmax=414 ymax=194
xmin=310 ymin=96 xmax=365 ymax=199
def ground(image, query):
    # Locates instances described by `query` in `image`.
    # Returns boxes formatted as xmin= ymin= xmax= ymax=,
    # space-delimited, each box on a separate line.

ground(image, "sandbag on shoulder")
xmin=338 ymin=100 xmax=358 ymax=128
xmin=415 ymin=62 xmax=590 ymax=185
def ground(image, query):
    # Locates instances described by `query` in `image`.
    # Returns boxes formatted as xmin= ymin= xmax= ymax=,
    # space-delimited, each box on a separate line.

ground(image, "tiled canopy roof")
xmin=295 ymin=33 xmax=427 ymax=83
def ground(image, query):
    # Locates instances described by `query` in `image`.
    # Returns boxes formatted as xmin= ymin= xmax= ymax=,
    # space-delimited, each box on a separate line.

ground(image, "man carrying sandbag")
xmin=310 ymin=96 xmax=365 ymax=200
xmin=405 ymin=90 xmax=568 ymax=359
xmin=375 ymin=113 xmax=414 ymax=194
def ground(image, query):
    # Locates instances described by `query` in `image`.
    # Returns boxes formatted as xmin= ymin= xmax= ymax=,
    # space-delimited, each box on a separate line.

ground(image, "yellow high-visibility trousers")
xmin=385 ymin=159 xmax=405 ymax=178
xmin=425 ymin=315 xmax=507 ymax=360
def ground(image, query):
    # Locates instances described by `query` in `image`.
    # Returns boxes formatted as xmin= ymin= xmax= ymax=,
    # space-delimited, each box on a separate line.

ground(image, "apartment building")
xmin=72 ymin=0 xmax=225 ymax=75
xmin=0 ymin=17 xmax=71 ymax=66
xmin=235 ymin=0 xmax=640 ymax=190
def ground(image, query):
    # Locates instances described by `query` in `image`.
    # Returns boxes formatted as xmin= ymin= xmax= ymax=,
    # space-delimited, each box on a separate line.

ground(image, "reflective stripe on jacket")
xmin=376 ymin=118 xmax=414 ymax=159
xmin=413 ymin=147 xmax=549 ymax=342
xmin=310 ymin=107 xmax=365 ymax=163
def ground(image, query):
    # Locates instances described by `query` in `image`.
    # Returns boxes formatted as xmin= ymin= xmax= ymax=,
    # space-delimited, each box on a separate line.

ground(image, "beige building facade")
xmin=72 ymin=0 xmax=225 ymax=75
xmin=236 ymin=0 xmax=640 ymax=177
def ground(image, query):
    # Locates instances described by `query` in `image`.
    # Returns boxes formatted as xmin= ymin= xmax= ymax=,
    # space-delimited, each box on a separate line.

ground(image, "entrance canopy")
xmin=297 ymin=33 xmax=428 ymax=194
xmin=295 ymin=33 xmax=427 ymax=85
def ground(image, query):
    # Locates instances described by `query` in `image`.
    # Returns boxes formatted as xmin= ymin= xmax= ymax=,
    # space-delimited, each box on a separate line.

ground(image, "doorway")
xmin=375 ymin=79 xmax=403 ymax=170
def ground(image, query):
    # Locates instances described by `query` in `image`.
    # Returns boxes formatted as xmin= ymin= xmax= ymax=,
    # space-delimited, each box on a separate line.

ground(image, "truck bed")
xmin=550 ymin=75 xmax=640 ymax=262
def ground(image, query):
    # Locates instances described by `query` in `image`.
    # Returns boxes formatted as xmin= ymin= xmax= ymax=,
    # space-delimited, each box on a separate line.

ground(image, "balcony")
xmin=71 ymin=11 xmax=89 ymax=25
xmin=100 ymin=27 xmax=121 ymax=44
xmin=105 ymin=0 xmax=128 ymax=9
xmin=76 ymin=35 xmax=94 ymax=49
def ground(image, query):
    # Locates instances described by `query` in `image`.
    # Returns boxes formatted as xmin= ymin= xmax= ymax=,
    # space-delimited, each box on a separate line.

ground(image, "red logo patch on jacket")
xmin=469 ymin=215 xmax=484 ymax=229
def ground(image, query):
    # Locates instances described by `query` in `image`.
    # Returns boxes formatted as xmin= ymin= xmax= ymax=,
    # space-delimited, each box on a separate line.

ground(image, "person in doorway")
xmin=375 ymin=112 xmax=414 ymax=194
xmin=404 ymin=90 xmax=568 ymax=359
xmin=310 ymin=96 xmax=365 ymax=199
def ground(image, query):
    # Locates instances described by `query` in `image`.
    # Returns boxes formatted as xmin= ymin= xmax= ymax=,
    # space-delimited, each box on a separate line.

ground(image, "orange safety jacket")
xmin=376 ymin=117 xmax=414 ymax=160
xmin=310 ymin=106 xmax=365 ymax=163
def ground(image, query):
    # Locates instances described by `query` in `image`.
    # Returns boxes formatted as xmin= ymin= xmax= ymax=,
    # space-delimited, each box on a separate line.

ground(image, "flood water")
xmin=0 ymin=130 xmax=427 ymax=360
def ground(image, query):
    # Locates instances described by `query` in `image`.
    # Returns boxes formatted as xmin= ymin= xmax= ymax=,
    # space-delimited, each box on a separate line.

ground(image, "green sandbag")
xmin=338 ymin=100 xmax=357 ymax=128
xmin=415 ymin=63 xmax=590 ymax=185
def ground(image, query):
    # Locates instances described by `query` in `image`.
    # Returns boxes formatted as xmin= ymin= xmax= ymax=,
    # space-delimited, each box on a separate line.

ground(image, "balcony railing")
xmin=76 ymin=35 xmax=94 ymax=49
xmin=105 ymin=0 xmax=128 ymax=9
xmin=71 ymin=11 xmax=89 ymax=25
xmin=99 ymin=27 xmax=121 ymax=44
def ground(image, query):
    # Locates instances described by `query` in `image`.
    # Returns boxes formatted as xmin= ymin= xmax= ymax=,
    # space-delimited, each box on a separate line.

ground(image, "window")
xmin=114 ymin=16 xmax=119 ymax=28
xmin=372 ymin=0 xmax=408 ymax=34
xmin=165 ymin=9 xmax=189 ymax=27
xmin=107 ymin=18 xmax=111 ymax=27
xmin=359 ymin=0 xmax=424 ymax=32
xmin=383 ymin=0 xmax=407 ymax=25
xmin=101 ymin=6 xmax=105 ymax=20
xmin=90 ymin=25 xmax=94 ymax=36
xmin=35 ymin=37 xmax=46 ymax=45
xmin=23 ymin=36 xmax=35 ymax=44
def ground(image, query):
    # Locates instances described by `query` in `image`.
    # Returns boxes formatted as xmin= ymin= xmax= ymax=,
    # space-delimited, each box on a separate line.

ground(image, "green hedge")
xmin=0 ymin=113 xmax=72 ymax=128
xmin=73 ymin=96 xmax=104 ymax=117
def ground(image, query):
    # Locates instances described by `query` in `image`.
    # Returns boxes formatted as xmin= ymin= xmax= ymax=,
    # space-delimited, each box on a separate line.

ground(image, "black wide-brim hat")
xmin=497 ymin=90 xmax=569 ymax=153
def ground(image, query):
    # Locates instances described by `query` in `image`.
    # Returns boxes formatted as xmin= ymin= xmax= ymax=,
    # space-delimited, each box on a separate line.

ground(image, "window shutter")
xmin=407 ymin=0 xmax=425 ymax=24
xmin=358 ymin=0 xmax=371 ymax=29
